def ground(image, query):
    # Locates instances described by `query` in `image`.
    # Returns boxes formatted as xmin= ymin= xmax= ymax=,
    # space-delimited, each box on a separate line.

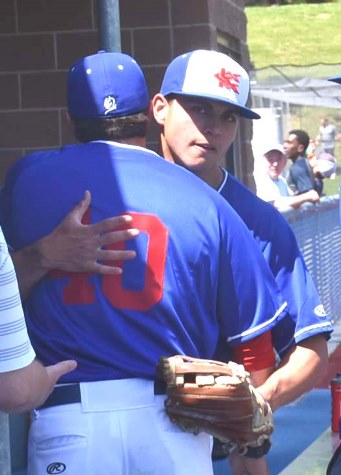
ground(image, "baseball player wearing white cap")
xmin=152 ymin=49 xmax=332 ymax=473
xmin=0 ymin=51 xmax=288 ymax=475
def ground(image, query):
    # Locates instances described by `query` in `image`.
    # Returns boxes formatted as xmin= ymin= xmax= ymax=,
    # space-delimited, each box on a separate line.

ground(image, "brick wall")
xmin=0 ymin=0 xmax=255 ymax=188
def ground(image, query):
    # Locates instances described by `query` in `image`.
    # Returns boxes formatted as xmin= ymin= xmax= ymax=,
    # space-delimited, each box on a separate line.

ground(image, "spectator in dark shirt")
xmin=284 ymin=129 xmax=321 ymax=196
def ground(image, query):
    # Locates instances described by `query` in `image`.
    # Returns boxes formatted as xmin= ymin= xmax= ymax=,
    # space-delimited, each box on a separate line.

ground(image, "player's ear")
xmin=152 ymin=94 xmax=168 ymax=125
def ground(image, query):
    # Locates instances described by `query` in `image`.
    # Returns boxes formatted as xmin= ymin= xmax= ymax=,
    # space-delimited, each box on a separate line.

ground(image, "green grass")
xmin=246 ymin=3 xmax=341 ymax=68
xmin=246 ymin=2 xmax=341 ymax=196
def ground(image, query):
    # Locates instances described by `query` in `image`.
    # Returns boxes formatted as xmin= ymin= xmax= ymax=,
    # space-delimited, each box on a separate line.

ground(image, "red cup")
xmin=331 ymin=374 xmax=341 ymax=433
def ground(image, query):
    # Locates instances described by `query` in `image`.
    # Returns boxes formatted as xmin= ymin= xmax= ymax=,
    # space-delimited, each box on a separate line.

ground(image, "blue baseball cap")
xmin=160 ymin=50 xmax=260 ymax=120
xmin=328 ymin=75 xmax=341 ymax=84
xmin=67 ymin=51 xmax=150 ymax=119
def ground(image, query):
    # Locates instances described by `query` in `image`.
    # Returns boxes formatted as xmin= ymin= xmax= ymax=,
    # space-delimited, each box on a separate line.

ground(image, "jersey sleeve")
xmin=231 ymin=331 xmax=275 ymax=372
xmin=260 ymin=210 xmax=333 ymax=356
xmin=215 ymin=198 xmax=288 ymax=346
xmin=267 ymin=239 xmax=333 ymax=355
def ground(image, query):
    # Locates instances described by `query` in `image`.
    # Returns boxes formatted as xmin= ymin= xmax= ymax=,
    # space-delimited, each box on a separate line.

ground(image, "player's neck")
xmin=116 ymin=137 xmax=147 ymax=148
xmin=196 ymin=167 xmax=224 ymax=190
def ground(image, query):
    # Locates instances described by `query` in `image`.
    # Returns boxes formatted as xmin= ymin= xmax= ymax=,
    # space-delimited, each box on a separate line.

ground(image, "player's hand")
xmin=45 ymin=359 xmax=78 ymax=384
xmin=0 ymin=359 xmax=78 ymax=413
xmin=32 ymin=359 xmax=77 ymax=410
xmin=39 ymin=190 xmax=139 ymax=274
xmin=305 ymin=189 xmax=320 ymax=204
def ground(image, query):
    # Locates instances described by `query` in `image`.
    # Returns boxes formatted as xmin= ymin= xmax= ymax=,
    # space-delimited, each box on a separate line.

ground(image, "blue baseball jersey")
xmin=218 ymin=170 xmax=333 ymax=356
xmin=0 ymin=141 xmax=287 ymax=382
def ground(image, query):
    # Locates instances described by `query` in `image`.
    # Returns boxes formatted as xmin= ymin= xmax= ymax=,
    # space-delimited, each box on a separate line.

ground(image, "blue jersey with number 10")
xmin=0 ymin=141 xmax=287 ymax=382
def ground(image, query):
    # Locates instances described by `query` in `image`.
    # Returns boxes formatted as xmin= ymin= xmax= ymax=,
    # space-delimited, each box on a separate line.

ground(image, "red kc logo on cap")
xmin=214 ymin=69 xmax=240 ymax=93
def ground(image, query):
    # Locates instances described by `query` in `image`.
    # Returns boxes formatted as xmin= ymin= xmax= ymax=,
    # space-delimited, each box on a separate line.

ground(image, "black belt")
xmin=39 ymin=379 xmax=167 ymax=410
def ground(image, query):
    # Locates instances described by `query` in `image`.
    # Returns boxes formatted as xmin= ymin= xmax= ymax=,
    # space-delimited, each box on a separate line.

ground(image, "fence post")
xmin=0 ymin=412 xmax=11 ymax=474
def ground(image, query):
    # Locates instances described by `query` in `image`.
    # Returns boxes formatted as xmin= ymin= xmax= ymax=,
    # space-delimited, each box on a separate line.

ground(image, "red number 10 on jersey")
xmin=48 ymin=212 xmax=169 ymax=311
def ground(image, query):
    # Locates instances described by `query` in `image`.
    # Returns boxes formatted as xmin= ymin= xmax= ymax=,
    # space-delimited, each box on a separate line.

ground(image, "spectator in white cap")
xmin=254 ymin=143 xmax=320 ymax=209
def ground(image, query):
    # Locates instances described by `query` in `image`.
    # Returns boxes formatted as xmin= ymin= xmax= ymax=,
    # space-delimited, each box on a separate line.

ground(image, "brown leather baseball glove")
xmin=157 ymin=355 xmax=273 ymax=455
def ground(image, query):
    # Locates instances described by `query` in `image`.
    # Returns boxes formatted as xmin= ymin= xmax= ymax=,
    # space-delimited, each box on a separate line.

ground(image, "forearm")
xmin=11 ymin=239 xmax=51 ymax=300
xmin=0 ymin=359 xmax=52 ymax=413
xmin=274 ymin=191 xmax=319 ymax=210
xmin=257 ymin=334 xmax=328 ymax=412
xmin=0 ymin=358 xmax=77 ymax=413
xmin=286 ymin=194 xmax=315 ymax=208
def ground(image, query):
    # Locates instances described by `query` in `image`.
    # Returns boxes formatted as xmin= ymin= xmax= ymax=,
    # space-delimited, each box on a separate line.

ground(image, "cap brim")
xmin=167 ymin=91 xmax=261 ymax=120
xmin=260 ymin=144 xmax=285 ymax=156
xmin=328 ymin=75 xmax=341 ymax=84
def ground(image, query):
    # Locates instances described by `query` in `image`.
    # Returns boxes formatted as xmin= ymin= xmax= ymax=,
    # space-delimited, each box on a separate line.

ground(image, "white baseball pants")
xmin=27 ymin=378 xmax=213 ymax=475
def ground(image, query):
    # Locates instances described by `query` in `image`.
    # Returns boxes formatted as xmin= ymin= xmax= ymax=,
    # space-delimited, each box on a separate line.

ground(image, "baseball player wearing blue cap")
xmin=0 ymin=51 xmax=288 ymax=474
xmin=152 ymin=49 xmax=333 ymax=473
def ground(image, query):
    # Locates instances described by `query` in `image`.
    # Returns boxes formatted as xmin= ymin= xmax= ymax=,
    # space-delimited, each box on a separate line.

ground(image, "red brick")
xmin=0 ymin=75 xmax=19 ymax=109
xmin=21 ymin=71 xmax=67 ymax=109
xmin=56 ymin=32 xmax=99 ymax=69
xmin=61 ymin=111 xmax=77 ymax=145
xmin=120 ymin=0 xmax=169 ymax=28
xmin=0 ymin=150 xmax=24 ymax=186
xmin=143 ymin=66 xmax=165 ymax=98
xmin=173 ymin=25 xmax=214 ymax=55
xmin=171 ymin=0 xmax=209 ymax=25
xmin=0 ymin=0 xmax=15 ymax=33
xmin=211 ymin=3 xmax=246 ymax=40
xmin=121 ymin=30 xmax=133 ymax=56
xmin=0 ymin=111 xmax=60 ymax=148
xmin=0 ymin=35 xmax=54 ymax=72
xmin=134 ymin=29 xmax=171 ymax=65
xmin=17 ymin=0 xmax=93 ymax=32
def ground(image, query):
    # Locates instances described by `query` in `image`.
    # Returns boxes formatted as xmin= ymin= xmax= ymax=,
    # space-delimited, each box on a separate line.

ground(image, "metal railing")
xmin=282 ymin=194 xmax=341 ymax=326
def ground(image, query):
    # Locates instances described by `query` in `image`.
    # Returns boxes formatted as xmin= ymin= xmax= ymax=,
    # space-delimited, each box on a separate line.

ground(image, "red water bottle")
xmin=331 ymin=373 xmax=341 ymax=433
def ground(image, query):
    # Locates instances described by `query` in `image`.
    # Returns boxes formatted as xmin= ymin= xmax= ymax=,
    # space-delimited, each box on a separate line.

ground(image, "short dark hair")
xmin=289 ymin=129 xmax=310 ymax=152
xmin=72 ymin=110 xmax=149 ymax=143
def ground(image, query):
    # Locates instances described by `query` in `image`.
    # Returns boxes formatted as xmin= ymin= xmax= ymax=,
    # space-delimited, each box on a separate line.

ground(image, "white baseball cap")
xmin=260 ymin=143 xmax=285 ymax=157
xmin=160 ymin=50 xmax=260 ymax=120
